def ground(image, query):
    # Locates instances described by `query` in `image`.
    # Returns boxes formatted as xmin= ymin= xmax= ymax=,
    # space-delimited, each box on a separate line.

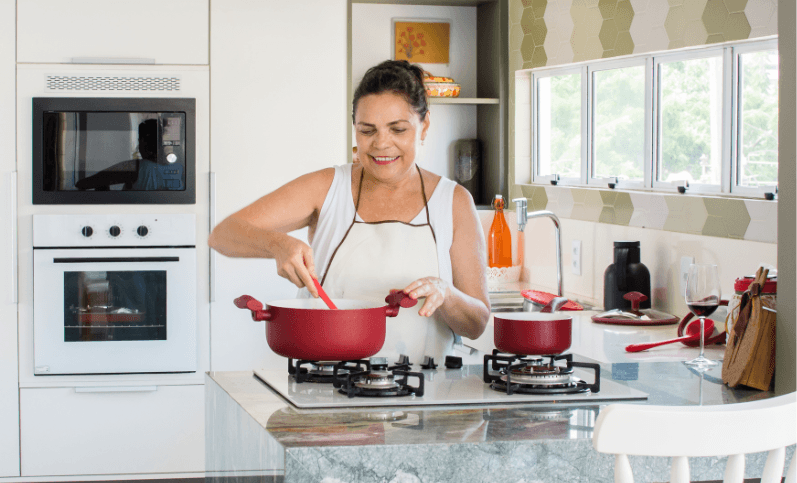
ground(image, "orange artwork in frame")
xmin=394 ymin=21 xmax=450 ymax=64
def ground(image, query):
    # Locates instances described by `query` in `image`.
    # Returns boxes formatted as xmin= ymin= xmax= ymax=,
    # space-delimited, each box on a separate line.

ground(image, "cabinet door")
xmin=20 ymin=385 xmax=204 ymax=476
xmin=0 ymin=0 xmax=19 ymax=477
xmin=209 ymin=0 xmax=348 ymax=370
xmin=17 ymin=0 xmax=208 ymax=65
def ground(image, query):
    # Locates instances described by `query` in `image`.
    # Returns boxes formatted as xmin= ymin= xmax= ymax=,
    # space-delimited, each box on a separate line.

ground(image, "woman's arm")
xmin=403 ymin=185 xmax=491 ymax=340
xmin=208 ymin=168 xmax=335 ymax=293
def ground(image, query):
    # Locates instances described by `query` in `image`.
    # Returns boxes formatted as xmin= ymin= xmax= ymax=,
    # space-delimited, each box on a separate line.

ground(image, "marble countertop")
xmin=205 ymin=312 xmax=788 ymax=483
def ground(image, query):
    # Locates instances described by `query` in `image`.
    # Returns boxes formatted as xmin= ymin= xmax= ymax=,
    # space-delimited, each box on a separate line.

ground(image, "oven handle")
xmin=75 ymin=386 xmax=158 ymax=393
xmin=53 ymin=257 xmax=180 ymax=263
xmin=10 ymin=171 xmax=17 ymax=304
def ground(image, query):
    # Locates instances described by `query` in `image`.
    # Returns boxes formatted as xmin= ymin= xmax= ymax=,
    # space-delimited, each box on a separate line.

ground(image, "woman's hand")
xmin=272 ymin=235 xmax=319 ymax=297
xmin=403 ymin=277 xmax=451 ymax=317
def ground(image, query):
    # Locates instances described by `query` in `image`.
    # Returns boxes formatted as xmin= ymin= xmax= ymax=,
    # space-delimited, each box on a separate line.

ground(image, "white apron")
xmin=320 ymin=166 xmax=456 ymax=364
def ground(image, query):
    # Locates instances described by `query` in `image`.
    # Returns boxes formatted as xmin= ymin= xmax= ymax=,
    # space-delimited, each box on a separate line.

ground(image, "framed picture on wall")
xmin=392 ymin=19 xmax=450 ymax=64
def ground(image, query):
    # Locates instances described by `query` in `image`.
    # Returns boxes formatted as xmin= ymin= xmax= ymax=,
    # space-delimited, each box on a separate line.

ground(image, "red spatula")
xmin=312 ymin=278 xmax=337 ymax=310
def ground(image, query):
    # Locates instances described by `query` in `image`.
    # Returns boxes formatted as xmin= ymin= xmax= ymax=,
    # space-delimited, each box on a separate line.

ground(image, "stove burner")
xmin=333 ymin=358 xmax=424 ymax=398
xmin=483 ymin=351 xmax=600 ymax=395
xmin=288 ymin=358 xmax=370 ymax=384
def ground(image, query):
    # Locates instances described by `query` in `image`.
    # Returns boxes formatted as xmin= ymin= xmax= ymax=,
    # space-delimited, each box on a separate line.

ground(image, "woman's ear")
xmin=421 ymin=111 xmax=431 ymax=141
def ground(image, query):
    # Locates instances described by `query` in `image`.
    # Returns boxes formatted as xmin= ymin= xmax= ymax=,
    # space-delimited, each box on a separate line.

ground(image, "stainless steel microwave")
xmin=32 ymin=97 xmax=196 ymax=204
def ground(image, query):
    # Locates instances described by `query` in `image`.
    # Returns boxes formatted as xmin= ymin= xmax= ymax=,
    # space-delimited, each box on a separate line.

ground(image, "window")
xmin=526 ymin=38 xmax=778 ymax=198
xmin=656 ymin=53 xmax=724 ymax=191
xmin=592 ymin=64 xmax=646 ymax=185
xmin=535 ymin=71 xmax=582 ymax=182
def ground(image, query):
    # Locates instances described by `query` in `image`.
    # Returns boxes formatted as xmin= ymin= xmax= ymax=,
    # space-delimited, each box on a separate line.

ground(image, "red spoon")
xmin=625 ymin=319 xmax=714 ymax=353
xmin=312 ymin=278 xmax=337 ymax=310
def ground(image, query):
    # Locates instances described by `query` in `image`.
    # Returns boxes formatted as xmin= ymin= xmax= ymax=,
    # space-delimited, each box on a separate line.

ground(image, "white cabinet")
xmin=20 ymin=385 xmax=204 ymax=476
xmin=209 ymin=0 xmax=348 ymax=371
xmin=0 ymin=0 xmax=19 ymax=477
xmin=17 ymin=0 xmax=209 ymax=65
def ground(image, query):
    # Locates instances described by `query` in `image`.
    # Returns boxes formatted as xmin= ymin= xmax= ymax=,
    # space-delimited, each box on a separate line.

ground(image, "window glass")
xmin=739 ymin=50 xmax=778 ymax=188
xmin=537 ymin=73 xmax=581 ymax=178
xmin=592 ymin=66 xmax=646 ymax=181
xmin=658 ymin=56 xmax=723 ymax=185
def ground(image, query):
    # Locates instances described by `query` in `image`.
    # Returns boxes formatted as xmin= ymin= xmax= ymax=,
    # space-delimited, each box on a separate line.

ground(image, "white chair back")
xmin=592 ymin=392 xmax=796 ymax=483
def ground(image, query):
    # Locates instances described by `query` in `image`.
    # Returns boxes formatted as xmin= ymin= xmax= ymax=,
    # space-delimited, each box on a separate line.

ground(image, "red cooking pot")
xmin=234 ymin=291 xmax=417 ymax=361
xmin=493 ymin=312 xmax=572 ymax=355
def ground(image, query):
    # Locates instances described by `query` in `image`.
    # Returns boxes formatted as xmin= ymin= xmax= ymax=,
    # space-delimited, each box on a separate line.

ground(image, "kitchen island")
xmin=206 ymin=313 xmax=793 ymax=483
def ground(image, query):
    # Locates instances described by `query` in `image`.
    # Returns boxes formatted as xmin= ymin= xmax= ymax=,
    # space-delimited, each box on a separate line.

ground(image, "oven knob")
xmin=109 ymin=226 xmax=121 ymax=237
xmin=81 ymin=226 xmax=93 ymax=237
xmin=136 ymin=226 xmax=149 ymax=237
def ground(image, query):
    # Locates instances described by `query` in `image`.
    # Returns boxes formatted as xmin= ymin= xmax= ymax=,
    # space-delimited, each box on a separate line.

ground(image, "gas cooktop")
xmin=253 ymin=354 xmax=647 ymax=409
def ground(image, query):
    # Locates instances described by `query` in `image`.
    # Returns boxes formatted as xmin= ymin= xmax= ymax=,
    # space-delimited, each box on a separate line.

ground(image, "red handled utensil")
xmin=312 ymin=278 xmax=337 ymax=310
xmin=625 ymin=319 xmax=714 ymax=353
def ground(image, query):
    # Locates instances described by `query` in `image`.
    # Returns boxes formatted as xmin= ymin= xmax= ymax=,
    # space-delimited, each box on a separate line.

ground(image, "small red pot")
xmin=234 ymin=292 xmax=416 ymax=361
xmin=493 ymin=312 xmax=573 ymax=355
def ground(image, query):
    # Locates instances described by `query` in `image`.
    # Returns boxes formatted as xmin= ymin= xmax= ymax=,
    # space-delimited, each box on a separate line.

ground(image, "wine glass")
xmin=684 ymin=263 xmax=721 ymax=368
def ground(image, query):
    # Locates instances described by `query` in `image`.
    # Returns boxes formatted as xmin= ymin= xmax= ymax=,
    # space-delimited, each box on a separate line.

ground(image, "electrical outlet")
xmin=680 ymin=256 xmax=695 ymax=294
xmin=572 ymin=240 xmax=582 ymax=275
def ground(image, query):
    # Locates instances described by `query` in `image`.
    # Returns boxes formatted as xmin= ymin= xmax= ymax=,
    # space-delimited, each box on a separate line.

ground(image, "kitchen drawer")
xmin=17 ymin=0 xmax=208 ymax=65
xmin=20 ymin=384 xmax=204 ymax=476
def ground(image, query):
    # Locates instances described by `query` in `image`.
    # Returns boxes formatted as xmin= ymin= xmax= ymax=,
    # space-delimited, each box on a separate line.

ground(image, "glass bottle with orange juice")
xmin=488 ymin=194 xmax=512 ymax=268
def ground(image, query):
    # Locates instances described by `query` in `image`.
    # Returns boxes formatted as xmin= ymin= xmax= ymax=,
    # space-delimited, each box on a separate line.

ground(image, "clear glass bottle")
xmin=488 ymin=195 xmax=512 ymax=268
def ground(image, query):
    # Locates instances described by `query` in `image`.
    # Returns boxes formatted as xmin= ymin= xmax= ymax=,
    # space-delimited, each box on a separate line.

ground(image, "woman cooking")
xmin=208 ymin=60 xmax=490 ymax=363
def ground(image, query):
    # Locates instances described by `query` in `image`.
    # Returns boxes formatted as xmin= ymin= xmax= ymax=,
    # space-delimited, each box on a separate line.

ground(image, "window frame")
xmin=522 ymin=36 xmax=779 ymax=199
xmin=530 ymin=65 xmax=585 ymax=186
xmin=731 ymin=39 xmax=779 ymax=197
xmin=586 ymin=57 xmax=650 ymax=190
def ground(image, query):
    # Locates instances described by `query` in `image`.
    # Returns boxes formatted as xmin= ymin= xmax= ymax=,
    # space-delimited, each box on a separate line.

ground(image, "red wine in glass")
xmin=687 ymin=300 xmax=720 ymax=318
xmin=684 ymin=264 xmax=720 ymax=368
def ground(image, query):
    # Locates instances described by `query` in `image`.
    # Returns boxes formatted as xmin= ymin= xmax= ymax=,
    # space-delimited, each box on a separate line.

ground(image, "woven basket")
xmin=486 ymin=265 xmax=522 ymax=284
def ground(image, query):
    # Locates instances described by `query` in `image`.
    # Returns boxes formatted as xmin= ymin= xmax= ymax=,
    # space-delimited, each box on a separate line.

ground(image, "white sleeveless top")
xmin=301 ymin=163 xmax=456 ymax=296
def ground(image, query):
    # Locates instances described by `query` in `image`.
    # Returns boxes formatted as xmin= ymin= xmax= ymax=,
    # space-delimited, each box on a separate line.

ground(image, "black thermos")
xmin=603 ymin=241 xmax=651 ymax=311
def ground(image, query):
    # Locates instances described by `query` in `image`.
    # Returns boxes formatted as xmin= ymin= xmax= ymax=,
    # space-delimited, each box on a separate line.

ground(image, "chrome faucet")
xmin=512 ymin=198 xmax=563 ymax=296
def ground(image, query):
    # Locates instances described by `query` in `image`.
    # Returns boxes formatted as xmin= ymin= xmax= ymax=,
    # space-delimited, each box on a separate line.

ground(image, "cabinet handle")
xmin=75 ymin=386 xmax=157 ymax=393
xmin=71 ymin=57 xmax=156 ymax=64
xmin=9 ymin=172 xmax=17 ymax=305
xmin=210 ymin=172 xmax=216 ymax=303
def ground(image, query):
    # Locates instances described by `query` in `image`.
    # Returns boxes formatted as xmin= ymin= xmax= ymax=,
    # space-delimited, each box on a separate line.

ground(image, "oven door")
xmin=33 ymin=247 xmax=196 ymax=375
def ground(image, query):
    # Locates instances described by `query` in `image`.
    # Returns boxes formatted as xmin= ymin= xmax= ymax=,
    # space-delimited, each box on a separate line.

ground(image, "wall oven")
xmin=32 ymin=97 xmax=196 ymax=205
xmin=32 ymin=214 xmax=196 ymax=375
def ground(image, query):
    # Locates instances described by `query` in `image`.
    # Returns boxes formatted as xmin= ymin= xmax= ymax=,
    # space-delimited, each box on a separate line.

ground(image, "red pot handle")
xmin=677 ymin=299 xmax=729 ymax=345
xmin=234 ymin=295 xmax=273 ymax=322
xmin=384 ymin=291 xmax=418 ymax=317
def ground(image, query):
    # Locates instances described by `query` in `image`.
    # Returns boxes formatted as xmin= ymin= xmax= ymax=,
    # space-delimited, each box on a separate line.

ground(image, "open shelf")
xmin=429 ymin=97 xmax=500 ymax=105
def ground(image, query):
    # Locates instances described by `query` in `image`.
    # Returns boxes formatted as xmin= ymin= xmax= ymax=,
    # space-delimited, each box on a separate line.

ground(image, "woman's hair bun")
xmin=353 ymin=60 xmax=428 ymax=123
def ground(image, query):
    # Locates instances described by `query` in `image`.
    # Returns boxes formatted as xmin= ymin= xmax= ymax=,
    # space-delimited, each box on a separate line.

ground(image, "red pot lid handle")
xmin=623 ymin=292 xmax=648 ymax=312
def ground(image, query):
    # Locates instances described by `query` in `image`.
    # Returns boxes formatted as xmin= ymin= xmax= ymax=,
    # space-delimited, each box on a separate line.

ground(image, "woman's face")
xmin=354 ymin=92 xmax=429 ymax=183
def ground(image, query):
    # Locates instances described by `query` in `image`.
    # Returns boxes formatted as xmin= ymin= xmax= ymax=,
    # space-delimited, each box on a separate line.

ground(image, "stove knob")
xmin=444 ymin=356 xmax=463 ymax=369
xmin=81 ymin=226 xmax=93 ymax=237
xmin=109 ymin=226 xmax=121 ymax=237
xmin=136 ymin=226 xmax=149 ymax=237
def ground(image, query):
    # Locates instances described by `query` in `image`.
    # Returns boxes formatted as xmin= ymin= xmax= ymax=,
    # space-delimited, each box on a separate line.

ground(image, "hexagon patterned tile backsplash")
xmin=510 ymin=0 xmax=777 ymax=69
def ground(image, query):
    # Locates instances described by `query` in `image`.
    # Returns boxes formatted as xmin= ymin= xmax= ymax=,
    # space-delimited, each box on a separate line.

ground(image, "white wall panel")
xmin=210 ymin=0 xmax=348 ymax=370
xmin=0 ymin=0 xmax=19 ymax=477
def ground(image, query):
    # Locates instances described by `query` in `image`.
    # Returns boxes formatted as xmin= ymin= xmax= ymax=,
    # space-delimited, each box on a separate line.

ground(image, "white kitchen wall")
xmin=209 ymin=0 xmax=349 ymax=372
xmin=351 ymin=3 xmax=478 ymax=181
